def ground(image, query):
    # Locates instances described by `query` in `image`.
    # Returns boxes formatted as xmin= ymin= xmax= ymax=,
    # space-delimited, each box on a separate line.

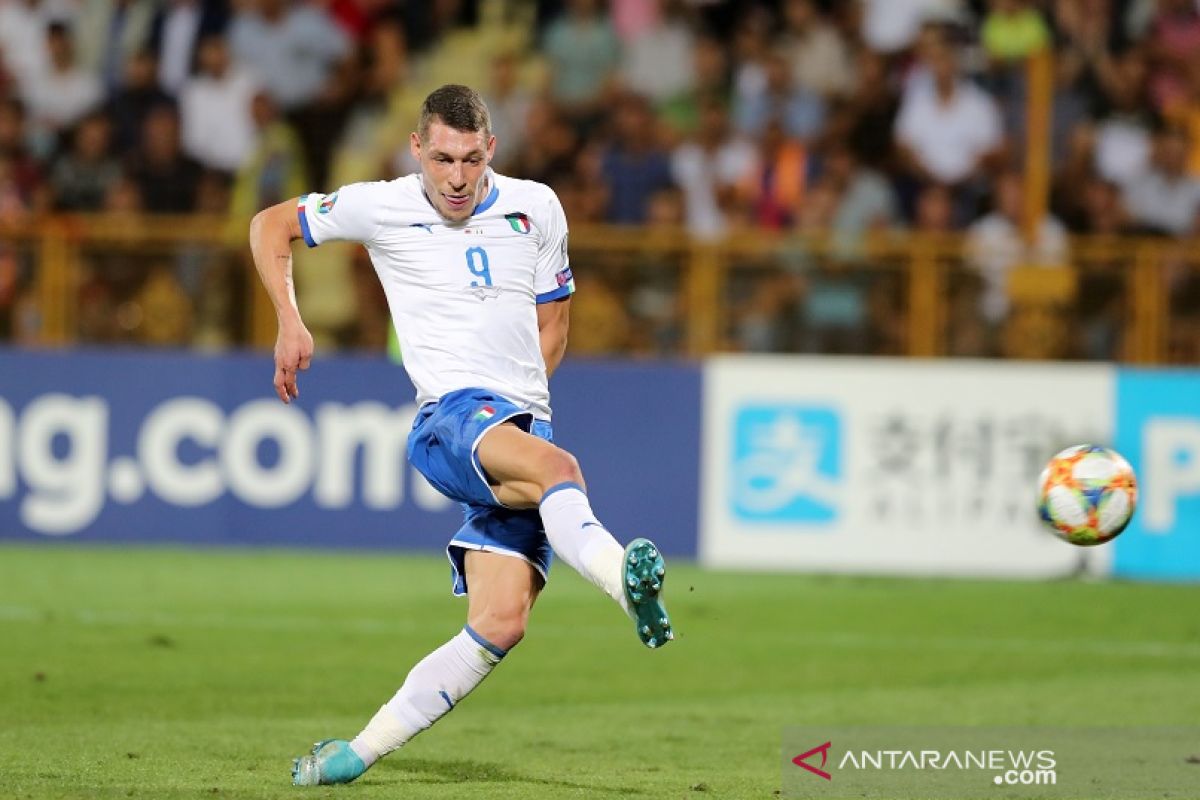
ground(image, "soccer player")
xmin=247 ymin=84 xmax=674 ymax=786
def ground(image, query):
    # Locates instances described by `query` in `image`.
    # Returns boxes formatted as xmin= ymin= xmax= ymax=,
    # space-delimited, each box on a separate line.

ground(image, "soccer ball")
xmin=1036 ymin=445 xmax=1138 ymax=546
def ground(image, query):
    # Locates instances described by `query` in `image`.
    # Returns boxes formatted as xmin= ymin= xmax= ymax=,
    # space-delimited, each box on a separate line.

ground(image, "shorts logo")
xmin=473 ymin=406 xmax=496 ymax=422
xmin=505 ymin=212 xmax=531 ymax=234
xmin=318 ymin=191 xmax=339 ymax=214
xmin=731 ymin=405 xmax=842 ymax=523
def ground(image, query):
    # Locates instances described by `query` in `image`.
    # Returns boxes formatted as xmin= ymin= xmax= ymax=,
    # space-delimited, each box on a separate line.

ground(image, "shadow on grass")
xmin=370 ymin=757 xmax=647 ymax=794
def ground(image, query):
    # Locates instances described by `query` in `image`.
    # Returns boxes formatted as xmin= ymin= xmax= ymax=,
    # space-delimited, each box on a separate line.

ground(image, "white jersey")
xmin=298 ymin=169 xmax=574 ymax=420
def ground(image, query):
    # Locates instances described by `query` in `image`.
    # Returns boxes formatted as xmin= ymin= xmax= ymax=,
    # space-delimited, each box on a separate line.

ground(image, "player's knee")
xmin=538 ymin=447 xmax=582 ymax=492
xmin=470 ymin=610 xmax=527 ymax=652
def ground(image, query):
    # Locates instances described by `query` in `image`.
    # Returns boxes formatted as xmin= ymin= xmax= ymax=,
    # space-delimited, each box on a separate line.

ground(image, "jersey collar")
xmin=417 ymin=168 xmax=500 ymax=218
xmin=472 ymin=169 xmax=499 ymax=215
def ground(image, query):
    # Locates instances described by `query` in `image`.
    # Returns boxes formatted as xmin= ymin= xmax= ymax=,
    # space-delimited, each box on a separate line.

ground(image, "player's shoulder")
xmin=330 ymin=174 xmax=439 ymax=224
xmin=493 ymin=172 xmax=559 ymax=205
xmin=491 ymin=172 xmax=564 ymax=223
xmin=336 ymin=174 xmax=422 ymax=204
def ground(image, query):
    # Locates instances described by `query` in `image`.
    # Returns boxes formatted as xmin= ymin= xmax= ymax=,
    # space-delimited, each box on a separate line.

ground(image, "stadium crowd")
xmin=1 ymin=0 xmax=1199 ymax=359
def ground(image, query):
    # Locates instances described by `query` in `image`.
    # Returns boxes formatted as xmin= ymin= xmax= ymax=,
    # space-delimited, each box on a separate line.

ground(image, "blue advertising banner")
xmin=0 ymin=349 xmax=701 ymax=557
xmin=1112 ymin=370 xmax=1200 ymax=580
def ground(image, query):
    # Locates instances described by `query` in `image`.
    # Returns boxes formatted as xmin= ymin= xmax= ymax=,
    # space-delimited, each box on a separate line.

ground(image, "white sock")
xmin=349 ymin=626 xmax=505 ymax=766
xmin=539 ymin=482 xmax=630 ymax=615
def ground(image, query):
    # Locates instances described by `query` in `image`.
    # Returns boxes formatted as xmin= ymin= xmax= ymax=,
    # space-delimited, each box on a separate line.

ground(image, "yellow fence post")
xmin=1023 ymin=49 xmax=1053 ymax=246
xmin=1130 ymin=243 xmax=1166 ymax=364
xmin=907 ymin=237 xmax=942 ymax=356
xmin=35 ymin=221 xmax=72 ymax=345
xmin=685 ymin=241 xmax=722 ymax=356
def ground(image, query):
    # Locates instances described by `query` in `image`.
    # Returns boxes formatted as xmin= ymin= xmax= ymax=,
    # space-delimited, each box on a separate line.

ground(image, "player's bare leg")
xmin=291 ymin=552 xmax=538 ymax=786
xmin=477 ymin=422 xmax=673 ymax=648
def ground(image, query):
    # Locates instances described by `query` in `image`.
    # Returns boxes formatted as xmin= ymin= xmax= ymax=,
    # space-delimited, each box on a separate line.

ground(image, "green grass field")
xmin=1 ymin=544 xmax=1198 ymax=800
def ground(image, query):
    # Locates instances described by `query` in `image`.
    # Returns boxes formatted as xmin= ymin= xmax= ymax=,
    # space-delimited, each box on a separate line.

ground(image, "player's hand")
xmin=273 ymin=321 xmax=314 ymax=404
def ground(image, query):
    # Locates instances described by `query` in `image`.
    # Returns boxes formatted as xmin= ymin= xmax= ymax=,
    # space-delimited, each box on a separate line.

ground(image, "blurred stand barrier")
xmin=2 ymin=216 xmax=1200 ymax=362
xmin=2 ymin=349 xmax=1198 ymax=581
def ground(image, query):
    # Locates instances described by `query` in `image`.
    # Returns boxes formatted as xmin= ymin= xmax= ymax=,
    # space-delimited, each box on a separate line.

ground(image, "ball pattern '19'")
xmin=1036 ymin=445 xmax=1138 ymax=546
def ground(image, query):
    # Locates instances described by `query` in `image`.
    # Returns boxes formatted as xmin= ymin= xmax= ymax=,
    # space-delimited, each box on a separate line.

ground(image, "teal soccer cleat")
xmin=291 ymin=739 xmax=367 ymax=786
xmin=623 ymin=538 xmax=674 ymax=649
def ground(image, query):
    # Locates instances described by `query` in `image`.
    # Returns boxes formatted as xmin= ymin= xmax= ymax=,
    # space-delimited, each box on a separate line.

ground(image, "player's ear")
xmin=409 ymin=131 xmax=421 ymax=162
xmin=485 ymin=134 xmax=496 ymax=163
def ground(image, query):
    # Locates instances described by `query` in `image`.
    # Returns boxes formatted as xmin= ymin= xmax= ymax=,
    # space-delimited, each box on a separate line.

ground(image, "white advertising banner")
xmin=700 ymin=357 xmax=1115 ymax=578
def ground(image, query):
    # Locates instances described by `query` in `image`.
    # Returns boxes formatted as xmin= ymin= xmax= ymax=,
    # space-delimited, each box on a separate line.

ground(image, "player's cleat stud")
xmin=622 ymin=538 xmax=674 ymax=649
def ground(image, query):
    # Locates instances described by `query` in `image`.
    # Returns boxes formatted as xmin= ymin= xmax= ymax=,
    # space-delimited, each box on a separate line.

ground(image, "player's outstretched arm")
xmin=249 ymin=199 xmax=314 ymax=404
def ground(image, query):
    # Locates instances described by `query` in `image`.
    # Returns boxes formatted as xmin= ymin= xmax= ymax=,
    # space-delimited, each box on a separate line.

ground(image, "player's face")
xmin=411 ymin=121 xmax=496 ymax=222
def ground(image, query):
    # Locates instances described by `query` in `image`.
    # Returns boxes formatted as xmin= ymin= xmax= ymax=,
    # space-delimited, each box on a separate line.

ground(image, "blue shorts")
xmin=407 ymin=388 xmax=553 ymax=596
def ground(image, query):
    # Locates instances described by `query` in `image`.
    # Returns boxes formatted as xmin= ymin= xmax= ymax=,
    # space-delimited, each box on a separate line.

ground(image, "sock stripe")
xmin=463 ymin=624 xmax=508 ymax=659
xmin=541 ymin=481 xmax=584 ymax=504
xmin=438 ymin=690 xmax=454 ymax=711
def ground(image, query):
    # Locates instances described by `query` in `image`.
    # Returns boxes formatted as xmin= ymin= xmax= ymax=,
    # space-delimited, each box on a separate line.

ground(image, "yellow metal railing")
xmin=2 ymin=216 xmax=1197 ymax=364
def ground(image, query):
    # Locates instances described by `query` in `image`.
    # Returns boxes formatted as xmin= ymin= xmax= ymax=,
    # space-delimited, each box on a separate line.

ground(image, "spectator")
xmin=1146 ymin=0 xmax=1200 ymax=112
xmin=778 ymin=0 xmax=854 ymax=98
xmin=73 ymin=0 xmax=157 ymax=91
xmin=626 ymin=186 xmax=685 ymax=355
xmin=124 ymin=103 xmax=203 ymax=213
xmin=1122 ymin=126 xmax=1200 ymax=235
xmin=966 ymin=171 xmax=1069 ymax=327
xmin=0 ymin=0 xmax=55 ymax=93
xmin=509 ymin=99 xmax=580 ymax=188
xmin=228 ymin=0 xmax=351 ymax=111
xmin=1050 ymin=122 xmax=1098 ymax=230
xmin=599 ymin=93 xmax=675 ymax=224
xmin=657 ymin=34 xmax=731 ymax=138
xmin=49 ymin=112 xmax=122 ymax=210
xmin=830 ymin=49 xmax=901 ymax=171
xmin=823 ymin=142 xmax=900 ymax=255
xmin=105 ymin=49 xmax=173 ymax=155
xmin=670 ymin=99 xmax=756 ymax=240
xmin=541 ymin=0 xmax=621 ymax=124
xmin=734 ymin=50 xmax=826 ymax=142
xmin=230 ymin=92 xmax=306 ymax=221
xmin=483 ymin=51 xmax=533 ymax=173
xmin=620 ymin=0 xmax=696 ymax=106
xmin=151 ymin=0 xmax=232 ymax=96
xmin=179 ymin=34 xmax=258 ymax=172
xmin=729 ymin=7 xmax=773 ymax=133
xmin=0 ymin=97 xmax=46 ymax=210
xmin=895 ymin=32 xmax=1004 ymax=187
xmin=735 ymin=117 xmax=808 ymax=230
xmin=1164 ymin=53 xmax=1200 ymax=177
xmin=22 ymin=22 xmax=104 ymax=151
xmin=1078 ymin=177 xmax=1129 ymax=235
xmin=913 ymin=183 xmax=957 ymax=232
xmin=1091 ymin=49 xmax=1156 ymax=184
xmin=859 ymin=0 xmax=964 ymax=55
xmin=981 ymin=0 xmax=1050 ymax=62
